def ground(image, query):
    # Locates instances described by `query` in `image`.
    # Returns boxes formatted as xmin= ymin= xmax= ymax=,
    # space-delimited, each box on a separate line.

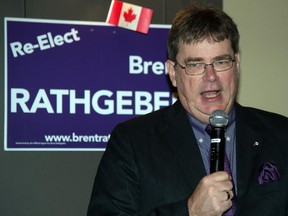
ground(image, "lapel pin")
xmin=252 ymin=141 xmax=259 ymax=146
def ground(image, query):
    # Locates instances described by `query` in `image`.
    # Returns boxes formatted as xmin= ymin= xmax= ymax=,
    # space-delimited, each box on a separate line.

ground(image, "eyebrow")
xmin=213 ymin=54 xmax=233 ymax=60
xmin=184 ymin=57 xmax=204 ymax=64
xmin=183 ymin=54 xmax=233 ymax=64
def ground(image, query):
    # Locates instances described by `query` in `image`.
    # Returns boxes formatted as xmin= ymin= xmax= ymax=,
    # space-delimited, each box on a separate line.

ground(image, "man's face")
xmin=167 ymin=39 xmax=240 ymax=124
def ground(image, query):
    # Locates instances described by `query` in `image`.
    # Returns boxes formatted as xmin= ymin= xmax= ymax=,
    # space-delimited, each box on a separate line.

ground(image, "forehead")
xmin=177 ymin=39 xmax=233 ymax=60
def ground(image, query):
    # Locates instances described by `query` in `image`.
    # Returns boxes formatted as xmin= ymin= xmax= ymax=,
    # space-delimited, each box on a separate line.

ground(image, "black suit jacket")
xmin=88 ymin=101 xmax=288 ymax=215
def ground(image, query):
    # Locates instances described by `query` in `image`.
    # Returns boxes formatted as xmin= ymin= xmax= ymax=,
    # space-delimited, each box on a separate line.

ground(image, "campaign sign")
xmin=4 ymin=18 xmax=174 ymax=151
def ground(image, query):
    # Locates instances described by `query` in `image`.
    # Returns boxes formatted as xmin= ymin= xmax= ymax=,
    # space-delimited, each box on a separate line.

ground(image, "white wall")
xmin=224 ymin=0 xmax=288 ymax=117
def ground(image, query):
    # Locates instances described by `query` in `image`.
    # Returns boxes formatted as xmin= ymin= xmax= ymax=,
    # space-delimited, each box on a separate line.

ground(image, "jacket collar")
xmin=161 ymin=101 xmax=207 ymax=190
xmin=234 ymin=103 xmax=264 ymax=212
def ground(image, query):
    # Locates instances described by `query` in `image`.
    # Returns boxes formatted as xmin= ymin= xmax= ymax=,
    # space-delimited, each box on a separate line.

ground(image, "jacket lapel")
xmin=235 ymin=104 xmax=264 ymax=212
xmin=162 ymin=101 xmax=207 ymax=190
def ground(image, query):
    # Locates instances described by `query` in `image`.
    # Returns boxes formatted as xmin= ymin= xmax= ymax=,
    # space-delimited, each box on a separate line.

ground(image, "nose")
xmin=204 ymin=64 xmax=217 ymax=81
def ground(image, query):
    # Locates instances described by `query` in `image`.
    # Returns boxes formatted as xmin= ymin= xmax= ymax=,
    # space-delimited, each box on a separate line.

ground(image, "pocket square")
xmin=258 ymin=162 xmax=280 ymax=185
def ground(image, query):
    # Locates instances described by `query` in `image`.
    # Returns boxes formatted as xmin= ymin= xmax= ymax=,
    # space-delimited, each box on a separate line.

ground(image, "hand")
xmin=187 ymin=171 xmax=234 ymax=216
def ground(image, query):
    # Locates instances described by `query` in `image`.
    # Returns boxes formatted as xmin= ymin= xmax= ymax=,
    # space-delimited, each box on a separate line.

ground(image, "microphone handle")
xmin=210 ymin=127 xmax=225 ymax=173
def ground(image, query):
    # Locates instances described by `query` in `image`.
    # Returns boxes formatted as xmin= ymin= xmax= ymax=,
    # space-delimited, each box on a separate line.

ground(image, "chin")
xmin=205 ymin=105 xmax=226 ymax=114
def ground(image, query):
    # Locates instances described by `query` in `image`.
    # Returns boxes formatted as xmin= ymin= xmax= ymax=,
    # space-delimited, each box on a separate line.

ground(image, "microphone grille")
xmin=209 ymin=110 xmax=229 ymax=127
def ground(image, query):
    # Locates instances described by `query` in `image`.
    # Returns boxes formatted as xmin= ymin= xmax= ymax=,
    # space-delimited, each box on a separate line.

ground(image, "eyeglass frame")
xmin=174 ymin=56 xmax=237 ymax=76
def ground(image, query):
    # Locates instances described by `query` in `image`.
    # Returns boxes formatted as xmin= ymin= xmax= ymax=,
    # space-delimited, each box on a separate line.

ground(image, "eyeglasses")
xmin=175 ymin=57 xmax=236 ymax=76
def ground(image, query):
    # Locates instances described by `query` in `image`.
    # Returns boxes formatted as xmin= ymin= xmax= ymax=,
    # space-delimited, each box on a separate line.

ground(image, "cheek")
xmin=225 ymin=74 xmax=239 ymax=95
xmin=178 ymin=77 xmax=198 ymax=98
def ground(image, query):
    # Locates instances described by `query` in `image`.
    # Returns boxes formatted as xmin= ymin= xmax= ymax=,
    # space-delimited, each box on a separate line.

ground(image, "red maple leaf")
xmin=123 ymin=7 xmax=137 ymax=23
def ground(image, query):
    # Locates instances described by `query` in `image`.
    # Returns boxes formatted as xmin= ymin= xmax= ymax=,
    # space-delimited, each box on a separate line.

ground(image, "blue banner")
xmin=4 ymin=18 xmax=174 ymax=151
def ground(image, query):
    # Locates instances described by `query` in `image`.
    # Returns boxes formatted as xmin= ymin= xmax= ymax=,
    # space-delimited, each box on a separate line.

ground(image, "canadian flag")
xmin=106 ymin=0 xmax=153 ymax=34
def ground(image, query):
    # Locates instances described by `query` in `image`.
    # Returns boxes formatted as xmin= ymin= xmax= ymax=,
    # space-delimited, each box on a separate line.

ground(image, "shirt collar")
xmin=187 ymin=107 xmax=236 ymax=133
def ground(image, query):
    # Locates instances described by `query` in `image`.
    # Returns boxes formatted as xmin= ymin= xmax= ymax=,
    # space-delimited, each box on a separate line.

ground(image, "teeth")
xmin=202 ymin=91 xmax=219 ymax=98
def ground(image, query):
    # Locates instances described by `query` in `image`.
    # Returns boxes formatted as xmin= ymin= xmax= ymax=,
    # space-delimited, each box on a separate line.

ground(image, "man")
xmin=88 ymin=5 xmax=288 ymax=216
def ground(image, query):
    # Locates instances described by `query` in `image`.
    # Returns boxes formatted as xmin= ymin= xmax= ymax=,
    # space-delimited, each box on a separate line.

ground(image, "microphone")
xmin=209 ymin=110 xmax=229 ymax=173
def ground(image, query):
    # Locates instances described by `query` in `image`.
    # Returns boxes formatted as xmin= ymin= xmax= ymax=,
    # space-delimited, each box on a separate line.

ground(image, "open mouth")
xmin=201 ymin=90 xmax=221 ymax=99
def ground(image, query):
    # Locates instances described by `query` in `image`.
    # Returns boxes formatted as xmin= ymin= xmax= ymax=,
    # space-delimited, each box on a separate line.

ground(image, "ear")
xmin=166 ymin=60 xmax=177 ymax=87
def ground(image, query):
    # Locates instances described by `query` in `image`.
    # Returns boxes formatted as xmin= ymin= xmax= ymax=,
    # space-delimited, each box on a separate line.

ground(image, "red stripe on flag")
xmin=137 ymin=8 xmax=153 ymax=34
xmin=107 ymin=1 xmax=123 ymax=26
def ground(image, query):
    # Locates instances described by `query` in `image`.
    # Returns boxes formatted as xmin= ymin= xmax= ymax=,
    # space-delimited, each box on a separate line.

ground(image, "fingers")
xmin=210 ymin=171 xmax=231 ymax=182
xmin=209 ymin=172 xmax=234 ymax=202
xmin=187 ymin=171 xmax=235 ymax=216
xmin=205 ymin=171 xmax=233 ymax=191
